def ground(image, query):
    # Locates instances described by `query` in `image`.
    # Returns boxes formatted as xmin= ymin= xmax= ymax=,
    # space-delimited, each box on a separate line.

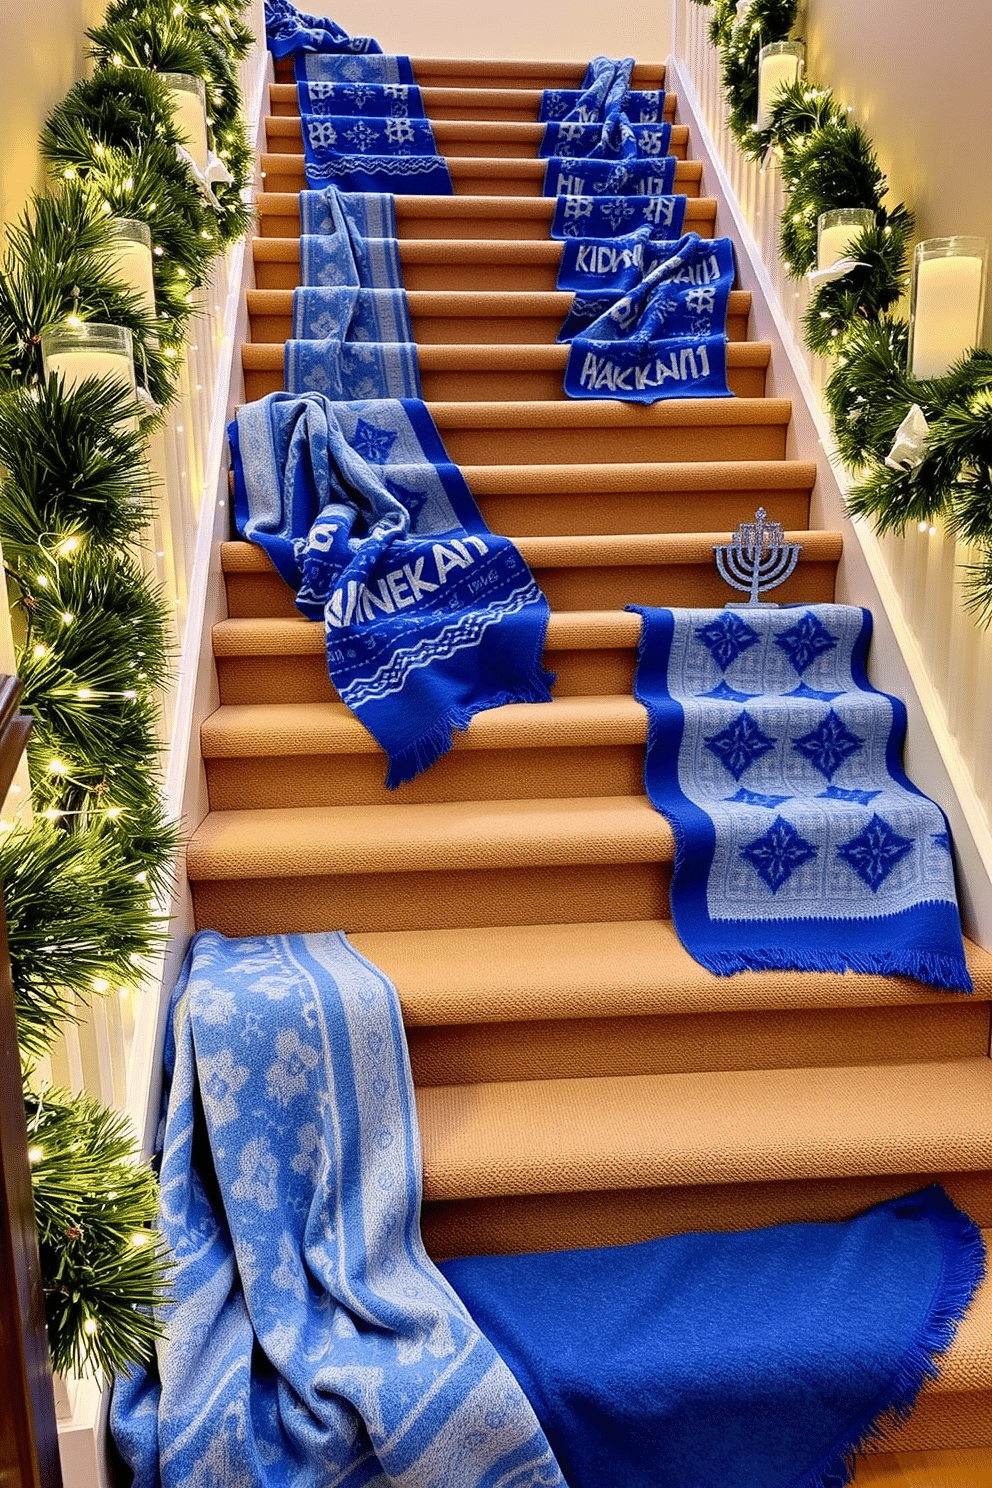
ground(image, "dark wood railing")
xmin=0 ymin=676 xmax=64 ymax=1488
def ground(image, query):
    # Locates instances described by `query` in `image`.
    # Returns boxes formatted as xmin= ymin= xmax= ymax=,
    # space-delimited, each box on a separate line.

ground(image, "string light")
xmin=27 ymin=1146 xmax=44 ymax=1165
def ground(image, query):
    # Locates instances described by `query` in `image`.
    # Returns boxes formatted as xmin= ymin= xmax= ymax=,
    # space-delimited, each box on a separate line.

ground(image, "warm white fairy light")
xmin=92 ymin=977 xmax=110 ymax=993
xmin=28 ymin=1146 xmax=44 ymax=1165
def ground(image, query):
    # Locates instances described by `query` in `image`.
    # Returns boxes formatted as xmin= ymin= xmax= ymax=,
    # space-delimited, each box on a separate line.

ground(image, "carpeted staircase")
xmin=189 ymin=51 xmax=992 ymax=1471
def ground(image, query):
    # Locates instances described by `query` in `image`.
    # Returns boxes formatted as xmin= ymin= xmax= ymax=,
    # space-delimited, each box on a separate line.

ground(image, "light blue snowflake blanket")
xmin=264 ymin=0 xmax=381 ymax=60
xmin=301 ymin=112 xmax=453 ymax=195
xmin=110 ymin=929 xmax=567 ymax=1488
xmin=295 ymin=51 xmax=415 ymax=86
xmin=629 ymin=604 xmax=972 ymax=989
xmin=286 ymin=287 xmax=420 ymax=400
xmin=230 ymin=393 xmax=554 ymax=786
xmin=297 ymin=80 xmax=426 ymax=118
xmin=550 ymin=191 xmax=687 ymax=240
xmin=298 ymin=188 xmax=402 ymax=290
xmin=544 ymin=154 xmax=676 ymax=198
xmin=563 ymin=234 xmax=734 ymax=402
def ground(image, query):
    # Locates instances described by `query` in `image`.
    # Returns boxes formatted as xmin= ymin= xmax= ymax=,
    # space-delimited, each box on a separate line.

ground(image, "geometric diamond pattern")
xmin=702 ymin=679 xmax=757 ymax=704
xmin=774 ymin=610 xmax=838 ymax=674
xmin=705 ymin=709 xmax=777 ymax=780
xmin=352 ymin=417 xmax=398 ymax=463
xmin=695 ymin=611 xmax=761 ymax=671
xmin=836 ymin=813 xmax=914 ymax=892
xmin=740 ymin=814 xmax=818 ymax=893
xmin=792 ymin=708 xmax=864 ymax=781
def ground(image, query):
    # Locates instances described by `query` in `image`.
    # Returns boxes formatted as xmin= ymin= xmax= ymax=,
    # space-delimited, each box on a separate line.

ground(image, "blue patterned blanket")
xmin=264 ymin=0 xmax=381 ymax=59
xmin=230 ymin=393 xmax=553 ymax=786
xmin=295 ymin=51 xmax=414 ymax=85
xmin=297 ymin=80 xmax=426 ymax=117
xmin=563 ymin=234 xmax=734 ymax=402
xmin=557 ymin=226 xmax=681 ymax=295
xmin=110 ymin=930 xmax=567 ymax=1488
xmin=287 ymin=285 xmax=419 ymax=400
xmin=540 ymin=87 xmax=666 ymax=124
xmin=629 ymin=603 xmax=972 ymax=989
xmin=442 ymin=1187 xmax=985 ymax=1488
xmin=539 ymin=121 xmax=672 ymax=160
xmin=301 ymin=112 xmax=453 ymax=195
xmin=298 ymin=187 xmax=402 ymax=289
xmin=544 ymin=153 xmax=676 ymax=198
xmin=550 ymin=191 xmax=687 ymax=240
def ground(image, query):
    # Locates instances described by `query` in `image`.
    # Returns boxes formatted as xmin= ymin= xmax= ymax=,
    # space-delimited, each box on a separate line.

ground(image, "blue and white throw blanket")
xmin=540 ymin=87 xmax=666 ymax=124
xmin=539 ymin=121 xmax=673 ymax=160
xmin=264 ymin=0 xmax=381 ymax=59
xmin=629 ymin=603 xmax=972 ymax=989
xmin=286 ymin=287 xmax=421 ymax=399
xmin=298 ymin=187 xmax=402 ymax=289
xmin=563 ymin=234 xmax=735 ymax=402
xmin=557 ymin=225 xmax=684 ymax=295
xmin=544 ymin=154 xmax=677 ymax=199
xmin=295 ymin=51 xmax=415 ymax=86
xmin=110 ymin=929 xmax=567 ymax=1488
xmin=550 ymin=191 xmax=687 ymax=241
xmin=297 ymin=79 xmax=427 ymax=118
xmin=230 ymin=393 xmax=554 ymax=787
xmin=301 ymin=112 xmax=453 ymax=195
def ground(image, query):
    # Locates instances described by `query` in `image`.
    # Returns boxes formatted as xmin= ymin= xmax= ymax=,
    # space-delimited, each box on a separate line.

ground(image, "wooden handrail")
xmin=0 ymin=676 xmax=63 ymax=1488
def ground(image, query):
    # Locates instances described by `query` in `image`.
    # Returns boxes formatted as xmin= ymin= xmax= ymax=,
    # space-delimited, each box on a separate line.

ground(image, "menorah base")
xmin=725 ymin=600 xmax=781 ymax=608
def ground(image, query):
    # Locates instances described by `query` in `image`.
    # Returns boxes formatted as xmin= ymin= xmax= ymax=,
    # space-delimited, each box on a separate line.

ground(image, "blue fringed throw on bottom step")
xmin=441 ymin=1187 xmax=986 ymax=1488
xmin=629 ymin=603 xmax=972 ymax=989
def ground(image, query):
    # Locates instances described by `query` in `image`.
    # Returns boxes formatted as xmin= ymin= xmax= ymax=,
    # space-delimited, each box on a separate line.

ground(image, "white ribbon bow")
xmin=175 ymin=145 xmax=235 ymax=211
xmin=884 ymin=404 xmax=930 ymax=472
xmin=807 ymin=257 xmax=869 ymax=289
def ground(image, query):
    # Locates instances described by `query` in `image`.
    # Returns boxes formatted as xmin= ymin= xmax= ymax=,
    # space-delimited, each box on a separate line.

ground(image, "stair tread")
xmin=254 ymin=202 xmax=720 ymax=237
xmin=260 ymin=153 xmax=704 ymax=193
xmin=247 ymin=288 xmax=754 ymax=316
xmin=266 ymin=115 xmax=690 ymax=148
xmin=348 ymin=920 xmax=992 ymax=1022
xmin=416 ymin=1057 xmax=992 ymax=1204
xmin=272 ymin=57 xmax=668 ymax=89
xmin=244 ymin=343 xmax=770 ymax=369
xmin=186 ymin=793 xmax=674 ymax=880
xmin=268 ymin=83 xmax=678 ymax=120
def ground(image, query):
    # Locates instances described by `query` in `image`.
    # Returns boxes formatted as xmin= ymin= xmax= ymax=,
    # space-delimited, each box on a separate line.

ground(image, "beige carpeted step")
xmin=188 ymin=792 xmax=677 ymax=935
xmin=265 ymin=113 xmax=691 ymax=161
xmin=272 ymin=56 xmax=667 ymax=90
xmin=219 ymin=528 xmax=839 ymax=618
xmin=259 ymin=151 xmax=704 ymax=197
xmin=268 ymin=81 xmax=679 ymax=124
xmin=416 ymin=1057 xmax=992 ymax=1247
xmin=255 ymin=194 xmax=718 ymax=244
xmin=242 ymin=340 xmax=770 ymax=401
xmin=246 ymin=288 xmax=754 ymax=345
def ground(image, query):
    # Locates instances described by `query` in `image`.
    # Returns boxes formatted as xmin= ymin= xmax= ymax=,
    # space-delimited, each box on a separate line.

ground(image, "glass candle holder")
xmin=162 ymin=71 xmax=209 ymax=172
xmin=40 ymin=322 xmax=136 ymax=398
xmin=756 ymin=41 xmax=804 ymax=131
xmin=108 ymin=218 xmax=156 ymax=320
xmin=816 ymin=207 xmax=875 ymax=271
xmin=909 ymin=237 xmax=988 ymax=380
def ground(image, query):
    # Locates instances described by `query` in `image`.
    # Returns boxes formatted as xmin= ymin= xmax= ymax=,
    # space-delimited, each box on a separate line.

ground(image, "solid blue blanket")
xmin=287 ymin=287 xmax=420 ymax=399
xmin=301 ymin=112 xmax=453 ymax=194
xmin=295 ymin=50 xmax=415 ymax=85
xmin=550 ymin=190 xmax=687 ymax=240
xmin=441 ymin=1187 xmax=985 ymax=1488
xmin=231 ymin=393 xmax=554 ymax=787
xmin=544 ymin=153 xmax=676 ymax=198
xmin=264 ymin=0 xmax=381 ymax=59
xmin=111 ymin=930 xmax=567 ymax=1488
xmin=629 ymin=603 xmax=972 ymax=989
xmin=563 ymin=233 xmax=735 ymax=402
xmin=298 ymin=187 xmax=402 ymax=288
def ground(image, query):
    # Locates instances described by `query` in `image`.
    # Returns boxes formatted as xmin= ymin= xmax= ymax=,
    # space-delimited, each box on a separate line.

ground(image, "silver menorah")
xmin=714 ymin=508 xmax=803 ymax=605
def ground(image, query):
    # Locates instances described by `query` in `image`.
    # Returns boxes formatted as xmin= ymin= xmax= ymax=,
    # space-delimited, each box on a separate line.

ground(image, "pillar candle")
xmin=910 ymin=240 xmax=987 ymax=380
xmin=816 ymin=209 xmax=875 ymax=271
xmin=756 ymin=43 xmax=804 ymax=131
xmin=164 ymin=73 xmax=209 ymax=173
xmin=108 ymin=219 xmax=156 ymax=320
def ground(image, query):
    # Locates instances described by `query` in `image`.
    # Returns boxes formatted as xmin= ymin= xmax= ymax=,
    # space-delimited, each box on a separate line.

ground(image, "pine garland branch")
xmin=720 ymin=0 xmax=798 ymax=159
xmin=802 ymin=207 xmax=914 ymax=355
xmin=26 ymin=1090 xmax=171 ymax=1379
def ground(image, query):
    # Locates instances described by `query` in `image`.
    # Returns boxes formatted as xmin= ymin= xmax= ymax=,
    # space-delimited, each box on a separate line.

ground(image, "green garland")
xmin=689 ymin=0 xmax=992 ymax=621
xmin=0 ymin=0 xmax=256 ymax=1380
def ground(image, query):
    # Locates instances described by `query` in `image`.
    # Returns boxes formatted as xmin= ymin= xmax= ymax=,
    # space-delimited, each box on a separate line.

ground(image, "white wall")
xmin=311 ymin=1 xmax=673 ymax=63
xmin=805 ymin=0 xmax=992 ymax=336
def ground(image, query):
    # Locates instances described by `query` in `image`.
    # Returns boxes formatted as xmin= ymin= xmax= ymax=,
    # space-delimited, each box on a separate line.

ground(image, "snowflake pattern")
xmin=345 ymin=121 xmax=379 ymax=152
xmin=836 ymin=813 xmax=914 ymax=892
xmin=774 ymin=611 xmax=839 ymax=674
xmin=265 ymin=1027 xmax=321 ymax=1108
xmin=695 ymin=611 xmax=761 ymax=671
xmin=352 ymin=418 xmax=397 ymax=463
xmin=307 ymin=119 xmax=338 ymax=149
xmin=740 ymin=814 xmax=818 ymax=892
xmin=385 ymin=117 xmax=416 ymax=145
xmin=199 ymin=1048 xmax=249 ymax=1127
xmin=705 ymin=709 xmax=777 ymax=780
xmin=792 ymin=709 xmax=864 ymax=781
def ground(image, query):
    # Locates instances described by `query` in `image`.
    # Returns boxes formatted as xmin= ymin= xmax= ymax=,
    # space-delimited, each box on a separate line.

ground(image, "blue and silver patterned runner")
xmin=111 ymin=929 xmax=567 ymax=1488
xmin=231 ymin=393 xmax=553 ymax=787
xmin=287 ymin=285 xmax=420 ymax=398
xmin=550 ymin=191 xmax=687 ymax=241
xmin=629 ymin=603 xmax=971 ymax=989
xmin=264 ymin=0 xmax=382 ymax=60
